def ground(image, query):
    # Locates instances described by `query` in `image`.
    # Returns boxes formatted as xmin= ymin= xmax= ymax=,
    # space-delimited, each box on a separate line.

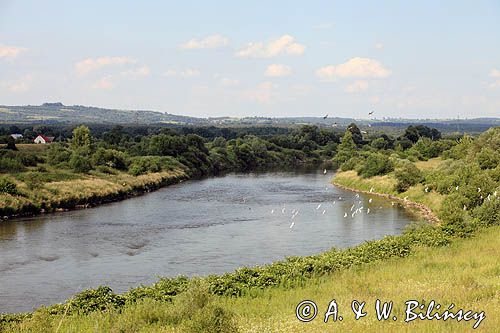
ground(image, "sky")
xmin=0 ymin=0 xmax=499 ymax=119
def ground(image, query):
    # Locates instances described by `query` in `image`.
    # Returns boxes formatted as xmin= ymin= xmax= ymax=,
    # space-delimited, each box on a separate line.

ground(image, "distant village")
xmin=9 ymin=133 xmax=56 ymax=144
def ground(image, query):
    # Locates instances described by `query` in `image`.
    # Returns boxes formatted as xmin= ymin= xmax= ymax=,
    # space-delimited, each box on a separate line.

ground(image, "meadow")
xmin=1 ymin=124 xmax=498 ymax=332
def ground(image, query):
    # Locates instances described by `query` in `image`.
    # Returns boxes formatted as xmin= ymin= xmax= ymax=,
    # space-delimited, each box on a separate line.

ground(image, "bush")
xmin=47 ymin=143 xmax=71 ymax=166
xmin=472 ymin=194 xmax=500 ymax=227
xmin=357 ymin=153 xmax=393 ymax=178
xmin=128 ymin=156 xmax=181 ymax=176
xmin=394 ymin=161 xmax=422 ymax=192
xmin=66 ymin=286 xmax=125 ymax=314
xmin=92 ymin=148 xmax=128 ymax=170
xmin=0 ymin=157 xmax=24 ymax=173
xmin=69 ymin=151 xmax=92 ymax=173
xmin=477 ymin=147 xmax=500 ymax=170
xmin=0 ymin=177 xmax=18 ymax=195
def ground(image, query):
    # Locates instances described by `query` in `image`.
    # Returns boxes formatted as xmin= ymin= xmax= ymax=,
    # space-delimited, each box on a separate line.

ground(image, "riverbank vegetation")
xmin=1 ymin=125 xmax=339 ymax=217
xmin=1 ymin=124 xmax=499 ymax=332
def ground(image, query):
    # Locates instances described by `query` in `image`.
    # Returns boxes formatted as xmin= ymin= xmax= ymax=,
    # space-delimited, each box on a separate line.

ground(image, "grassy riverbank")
xmin=3 ymin=226 xmax=498 ymax=332
xmin=0 ymin=160 xmax=187 ymax=218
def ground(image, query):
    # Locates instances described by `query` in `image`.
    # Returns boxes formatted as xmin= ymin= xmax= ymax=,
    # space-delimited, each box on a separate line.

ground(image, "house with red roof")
xmin=34 ymin=135 xmax=54 ymax=144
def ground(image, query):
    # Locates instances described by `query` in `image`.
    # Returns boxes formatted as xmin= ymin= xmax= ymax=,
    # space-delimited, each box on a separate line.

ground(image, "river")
xmin=0 ymin=168 xmax=417 ymax=313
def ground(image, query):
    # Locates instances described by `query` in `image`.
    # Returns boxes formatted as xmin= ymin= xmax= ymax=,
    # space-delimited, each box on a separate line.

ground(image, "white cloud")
xmin=265 ymin=64 xmax=292 ymax=77
xmin=374 ymin=42 xmax=384 ymax=50
xmin=180 ymin=35 xmax=229 ymax=50
xmin=345 ymin=80 xmax=370 ymax=93
xmin=235 ymin=35 xmax=305 ymax=58
xmin=219 ymin=77 xmax=239 ymax=87
xmin=2 ymin=75 xmax=33 ymax=92
xmin=0 ymin=44 xmax=26 ymax=59
xmin=490 ymin=69 xmax=500 ymax=78
xmin=164 ymin=68 xmax=201 ymax=78
xmin=92 ymin=76 xmax=114 ymax=90
xmin=121 ymin=66 xmax=150 ymax=78
xmin=75 ymin=56 xmax=136 ymax=76
xmin=316 ymin=57 xmax=391 ymax=81
xmin=242 ymin=81 xmax=276 ymax=103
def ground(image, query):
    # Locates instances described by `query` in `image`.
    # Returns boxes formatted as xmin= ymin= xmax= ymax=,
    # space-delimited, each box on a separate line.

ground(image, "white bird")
xmin=367 ymin=208 xmax=370 ymax=214
xmin=350 ymin=204 xmax=355 ymax=211
xmin=344 ymin=212 xmax=348 ymax=218
xmin=322 ymin=210 xmax=326 ymax=215
xmin=368 ymin=198 xmax=372 ymax=203
xmin=355 ymin=193 xmax=360 ymax=198
xmin=455 ymin=185 xmax=459 ymax=191
xmin=271 ymin=209 xmax=274 ymax=214
xmin=480 ymin=195 xmax=483 ymax=200
xmin=425 ymin=187 xmax=429 ymax=193
xmin=370 ymin=187 xmax=374 ymax=193
xmin=359 ymin=206 xmax=363 ymax=211
xmin=289 ymin=221 xmax=295 ymax=229
xmin=487 ymin=194 xmax=491 ymax=201
xmin=351 ymin=212 xmax=355 ymax=218
xmin=391 ymin=202 xmax=395 ymax=206
xmin=332 ymin=200 xmax=336 ymax=205
xmin=323 ymin=169 xmax=327 ymax=174
xmin=494 ymin=191 xmax=497 ymax=197
xmin=339 ymin=196 xmax=342 ymax=200
xmin=368 ymin=124 xmax=372 ymax=127
xmin=281 ymin=207 xmax=286 ymax=214
xmin=404 ymin=196 xmax=408 ymax=201
xmin=316 ymin=204 xmax=322 ymax=210
xmin=463 ymin=205 xmax=467 ymax=211
xmin=478 ymin=187 xmax=481 ymax=193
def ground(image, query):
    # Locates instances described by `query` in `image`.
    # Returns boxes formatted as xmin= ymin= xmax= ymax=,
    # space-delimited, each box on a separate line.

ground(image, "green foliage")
xmin=473 ymin=196 xmax=500 ymax=227
xmin=357 ymin=153 xmax=394 ymax=178
xmin=71 ymin=125 xmax=92 ymax=151
xmin=394 ymin=161 xmax=423 ymax=192
xmin=476 ymin=147 xmax=500 ymax=169
xmin=0 ymin=156 xmax=25 ymax=173
xmin=128 ymin=156 xmax=181 ymax=176
xmin=69 ymin=150 xmax=92 ymax=173
xmin=333 ymin=130 xmax=357 ymax=168
xmin=46 ymin=143 xmax=71 ymax=166
xmin=91 ymin=148 xmax=128 ymax=170
xmin=65 ymin=286 xmax=125 ymax=314
xmin=0 ymin=177 xmax=18 ymax=195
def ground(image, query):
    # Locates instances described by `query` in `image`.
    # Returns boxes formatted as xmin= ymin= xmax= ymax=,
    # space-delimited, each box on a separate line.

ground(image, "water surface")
xmin=0 ymin=168 xmax=416 ymax=313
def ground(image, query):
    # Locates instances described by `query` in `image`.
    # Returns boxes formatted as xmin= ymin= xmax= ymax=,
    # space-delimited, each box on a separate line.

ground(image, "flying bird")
xmin=344 ymin=212 xmax=348 ymax=218
xmin=369 ymin=110 xmax=374 ymax=115
xmin=323 ymin=114 xmax=328 ymax=119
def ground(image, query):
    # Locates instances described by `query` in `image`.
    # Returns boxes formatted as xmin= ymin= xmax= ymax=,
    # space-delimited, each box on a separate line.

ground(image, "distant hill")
xmin=0 ymin=103 xmax=204 ymax=125
xmin=0 ymin=103 xmax=498 ymax=133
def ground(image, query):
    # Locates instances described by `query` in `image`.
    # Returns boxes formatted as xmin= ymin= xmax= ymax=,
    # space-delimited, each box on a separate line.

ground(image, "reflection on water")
xmin=0 ymin=168 xmax=416 ymax=313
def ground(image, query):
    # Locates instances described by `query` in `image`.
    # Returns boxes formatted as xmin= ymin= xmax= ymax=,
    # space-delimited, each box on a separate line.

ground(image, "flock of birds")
xmin=268 ymin=169 xmax=388 ymax=230
xmin=267 ymin=168 xmax=499 ymax=230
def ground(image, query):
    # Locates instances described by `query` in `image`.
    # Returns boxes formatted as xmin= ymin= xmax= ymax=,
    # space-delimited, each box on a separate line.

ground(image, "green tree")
xmin=332 ymin=130 xmax=357 ymax=168
xmin=71 ymin=125 xmax=92 ymax=151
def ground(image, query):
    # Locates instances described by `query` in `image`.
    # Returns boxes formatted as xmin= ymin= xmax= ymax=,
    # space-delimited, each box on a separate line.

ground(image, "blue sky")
xmin=1 ymin=0 xmax=499 ymax=118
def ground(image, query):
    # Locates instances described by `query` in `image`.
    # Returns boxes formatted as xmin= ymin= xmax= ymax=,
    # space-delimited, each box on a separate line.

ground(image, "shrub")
xmin=0 ymin=157 xmax=24 ymax=173
xmin=47 ymin=143 xmax=71 ymax=165
xmin=0 ymin=177 xmax=18 ymax=195
xmin=92 ymin=148 xmax=128 ymax=170
xmin=128 ymin=156 xmax=181 ymax=176
xmin=66 ymin=286 xmax=125 ymax=315
xmin=69 ymin=151 xmax=92 ymax=173
xmin=357 ymin=153 xmax=393 ymax=178
xmin=394 ymin=161 xmax=422 ymax=192
xmin=476 ymin=147 xmax=500 ymax=170
xmin=472 ymin=194 xmax=500 ymax=227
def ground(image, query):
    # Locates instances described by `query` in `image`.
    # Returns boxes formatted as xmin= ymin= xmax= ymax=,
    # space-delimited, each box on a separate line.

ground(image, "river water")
xmin=0 ymin=168 xmax=416 ymax=313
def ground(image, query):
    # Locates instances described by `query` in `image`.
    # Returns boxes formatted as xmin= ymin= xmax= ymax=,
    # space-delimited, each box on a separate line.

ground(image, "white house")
xmin=34 ymin=135 xmax=54 ymax=144
xmin=10 ymin=134 xmax=23 ymax=140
